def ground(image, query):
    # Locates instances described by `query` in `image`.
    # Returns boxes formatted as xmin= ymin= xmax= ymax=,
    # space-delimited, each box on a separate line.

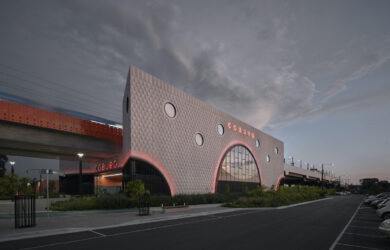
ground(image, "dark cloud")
xmin=0 ymin=0 xmax=389 ymax=129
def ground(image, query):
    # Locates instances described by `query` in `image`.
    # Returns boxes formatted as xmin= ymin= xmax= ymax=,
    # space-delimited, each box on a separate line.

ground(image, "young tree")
xmin=0 ymin=173 xmax=19 ymax=198
xmin=125 ymin=179 xmax=150 ymax=198
xmin=18 ymin=177 xmax=33 ymax=195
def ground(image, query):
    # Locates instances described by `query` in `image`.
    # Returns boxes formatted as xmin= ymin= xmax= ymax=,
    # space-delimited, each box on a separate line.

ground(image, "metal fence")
xmin=138 ymin=194 xmax=150 ymax=216
xmin=14 ymin=195 xmax=36 ymax=228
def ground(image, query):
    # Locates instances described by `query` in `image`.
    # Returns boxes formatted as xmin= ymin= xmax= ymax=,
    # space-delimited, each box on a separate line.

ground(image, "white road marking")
xmin=89 ymin=230 xmax=106 ymax=237
xmin=343 ymin=232 xmax=386 ymax=239
xmin=337 ymin=243 xmax=385 ymax=250
xmin=329 ymin=202 xmax=362 ymax=250
xmin=21 ymin=236 xmax=102 ymax=250
xmin=349 ymin=225 xmax=379 ymax=230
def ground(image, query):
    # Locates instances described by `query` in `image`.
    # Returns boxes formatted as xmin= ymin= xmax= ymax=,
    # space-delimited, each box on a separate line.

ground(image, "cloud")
xmin=0 ymin=0 xmax=389 ymax=131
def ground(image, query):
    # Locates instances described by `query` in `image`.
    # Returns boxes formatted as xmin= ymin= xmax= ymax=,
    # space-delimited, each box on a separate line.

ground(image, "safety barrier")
xmin=0 ymin=100 xmax=122 ymax=142
xmin=14 ymin=195 xmax=36 ymax=228
xmin=138 ymin=194 xmax=150 ymax=216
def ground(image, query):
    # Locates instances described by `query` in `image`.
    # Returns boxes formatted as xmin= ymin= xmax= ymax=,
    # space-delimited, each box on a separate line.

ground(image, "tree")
xmin=360 ymin=178 xmax=378 ymax=190
xmin=125 ymin=179 xmax=149 ymax=198
xmin=49 ymin=181 xmax=56 ymax=193
xmin=0 ymin=173 xmax=19 ymax=198
xmin=0 ymin=174 xmax=34 ymax=198
xmin=18 ymin=177 xmax=33 ymax=195
xmin=0 ymin=155 xmax=8 ymax=177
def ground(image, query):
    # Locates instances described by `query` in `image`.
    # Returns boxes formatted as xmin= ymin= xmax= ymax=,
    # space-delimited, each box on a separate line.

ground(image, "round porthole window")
xmin=266 ymin=155 xmax=270 ymax=163
xmin=164 ymin=102 xmax=176 ymax=118
xmin=217 ymin=124 xmax=224 ymax=135
xmin=275 ymin=147 xmax=279 ymax=155
xmin=255 ymin=139 xmax=260 ymax=148
xmin=195 ymin=133 xmax=204 ymax=146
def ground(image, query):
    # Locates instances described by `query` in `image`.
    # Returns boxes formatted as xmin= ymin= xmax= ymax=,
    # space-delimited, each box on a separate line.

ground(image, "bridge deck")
xmin=0 ymin=100 xmax=122 ymax=142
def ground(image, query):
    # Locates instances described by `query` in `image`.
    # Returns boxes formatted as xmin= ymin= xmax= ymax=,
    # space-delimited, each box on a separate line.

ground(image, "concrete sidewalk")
xmin=0 ymin=203 xmax=241 ymax=242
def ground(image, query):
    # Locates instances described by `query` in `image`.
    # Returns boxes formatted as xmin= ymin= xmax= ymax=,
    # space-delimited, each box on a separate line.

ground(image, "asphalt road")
xmin=1 ymin=195 xmax=365 ymax=250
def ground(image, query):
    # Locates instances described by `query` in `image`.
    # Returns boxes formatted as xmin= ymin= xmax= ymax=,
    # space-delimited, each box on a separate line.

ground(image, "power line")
xmin=0 ymin=70 xmax=120 ymax=107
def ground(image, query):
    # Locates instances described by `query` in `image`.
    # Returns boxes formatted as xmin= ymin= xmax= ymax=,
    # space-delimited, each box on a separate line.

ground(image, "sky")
xmin=0 ymin=0 xmax=389 ymax=184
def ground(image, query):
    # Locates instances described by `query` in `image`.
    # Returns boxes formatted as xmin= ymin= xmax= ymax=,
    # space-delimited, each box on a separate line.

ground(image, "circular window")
xmin=266 ymin=155 xmax=270 ymax=163
xmin=217 ymin=124 xmax=224 ymax=135
xmin=164 ymin=102 xmax=176 ymax=118
xmin=275 ymin=147 xmax=279 ymax=155
xmin=255 ymin=139 xmax=260 ymax=148
xmin=195 ymin=133 xmax=204 ymax=146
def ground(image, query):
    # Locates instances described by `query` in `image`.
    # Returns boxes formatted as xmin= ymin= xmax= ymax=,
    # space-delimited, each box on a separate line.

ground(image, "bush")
xmin=225 ymin=186 xmax=332 ymax=208
xmin=50 ymin=193 xmax=242 ymax=211
xmin=50 ymin=196 xmax=99 ymax=211
xmin=125 ymin=180 xmax=150 ymax=198
xmin=0 ymin=174 xmax=34 ymax=199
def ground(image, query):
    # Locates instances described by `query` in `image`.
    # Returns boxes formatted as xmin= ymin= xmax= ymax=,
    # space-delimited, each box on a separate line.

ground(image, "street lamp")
xmin=10 ymin=161 xmax=15 ymax=175
xmin=77 ymin=153 xmax=84 ymax=196
xmin=321 ymin=163 xmax=334 ymax=190
xmin=288 ymin=156 xmax=294 ymax=166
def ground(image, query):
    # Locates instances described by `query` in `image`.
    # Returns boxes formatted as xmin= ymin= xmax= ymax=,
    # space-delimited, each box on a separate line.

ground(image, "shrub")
xmin=224 ymin=183 xmax=230 ymax=193
xmin=125 ymin=180 xmax=150 ymax=198
xmin=225 ymin=186 xmax=332 ymax=208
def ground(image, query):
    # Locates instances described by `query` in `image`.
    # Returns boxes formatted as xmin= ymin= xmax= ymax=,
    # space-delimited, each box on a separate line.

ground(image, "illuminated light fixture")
xmin=10 ymin=161 xmax=15 ymax=166
xmin=77 ymin=153 xmax=84 ymax=158
xmin=103 ymin=173 xmax=123 ymax=178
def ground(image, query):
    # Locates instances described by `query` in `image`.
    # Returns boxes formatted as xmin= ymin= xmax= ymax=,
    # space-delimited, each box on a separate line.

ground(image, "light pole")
xmin=288 ymin=156 xmax=294 ymax=166
xmin=10 ymin=161 xmax=15 ymax=175
xmin=77 ymin=153 xmax=84 ymax=196
xmin=321 ymin=163 xmax=334 ymax=190
xmin=297 ymin=160 xmax=302 ymax=168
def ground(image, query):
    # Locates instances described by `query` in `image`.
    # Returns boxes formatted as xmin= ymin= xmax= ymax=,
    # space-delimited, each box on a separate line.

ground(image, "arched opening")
xmin=122 ymin=158 xmax=171 ymax=195
xmin=216 ymin=145 xmax=261 ymax=193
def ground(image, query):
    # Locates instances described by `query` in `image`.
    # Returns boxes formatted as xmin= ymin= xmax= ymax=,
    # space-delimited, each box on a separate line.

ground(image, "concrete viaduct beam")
xmin=0 ymin=121 xmax=121 ymax=161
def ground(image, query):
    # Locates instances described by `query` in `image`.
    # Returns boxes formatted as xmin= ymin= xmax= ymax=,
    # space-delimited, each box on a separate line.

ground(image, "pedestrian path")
xmin=0 ymin=203 xmax=235 ymax=242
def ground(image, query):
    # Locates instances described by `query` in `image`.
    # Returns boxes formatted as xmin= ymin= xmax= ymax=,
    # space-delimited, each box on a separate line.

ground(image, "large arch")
xmin=213 ymin=140 xmax=263 ymax=193
xmin=274 ymin=174 xmax=285 ymax=191
xmin=120 ymin=150 xmax=176 ymax=195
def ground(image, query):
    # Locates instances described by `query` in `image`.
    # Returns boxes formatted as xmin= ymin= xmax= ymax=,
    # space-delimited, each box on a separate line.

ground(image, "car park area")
xmin=332 ymin=194 xmax=390 ymax=250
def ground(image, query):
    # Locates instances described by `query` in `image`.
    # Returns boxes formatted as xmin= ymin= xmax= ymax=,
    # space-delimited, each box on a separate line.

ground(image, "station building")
xmin=60 ymin=66 xmax=285 ymax=195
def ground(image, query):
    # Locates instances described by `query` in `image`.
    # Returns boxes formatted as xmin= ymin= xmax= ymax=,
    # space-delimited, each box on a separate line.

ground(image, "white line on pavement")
xmin=89 ymin=230 xmax=106 ymax=237
xmin=329 ymin=201 xmax=362 ymax=250
xmin=21 ymin=236 xmax=102 ymax=250
xmin=349 ymin=225 xmax=379 ymax=230
xmin=343 ymin=232 xmax=386 ymax=239
xmin=336 ymin=243 xmax=385 ymax=250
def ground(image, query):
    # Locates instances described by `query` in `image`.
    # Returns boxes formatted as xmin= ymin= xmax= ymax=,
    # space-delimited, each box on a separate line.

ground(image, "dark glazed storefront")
xmin=122 ymin=159 xmax=171 ymax=195
xmin=93 ymin=158 xmax=171 ymax=195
